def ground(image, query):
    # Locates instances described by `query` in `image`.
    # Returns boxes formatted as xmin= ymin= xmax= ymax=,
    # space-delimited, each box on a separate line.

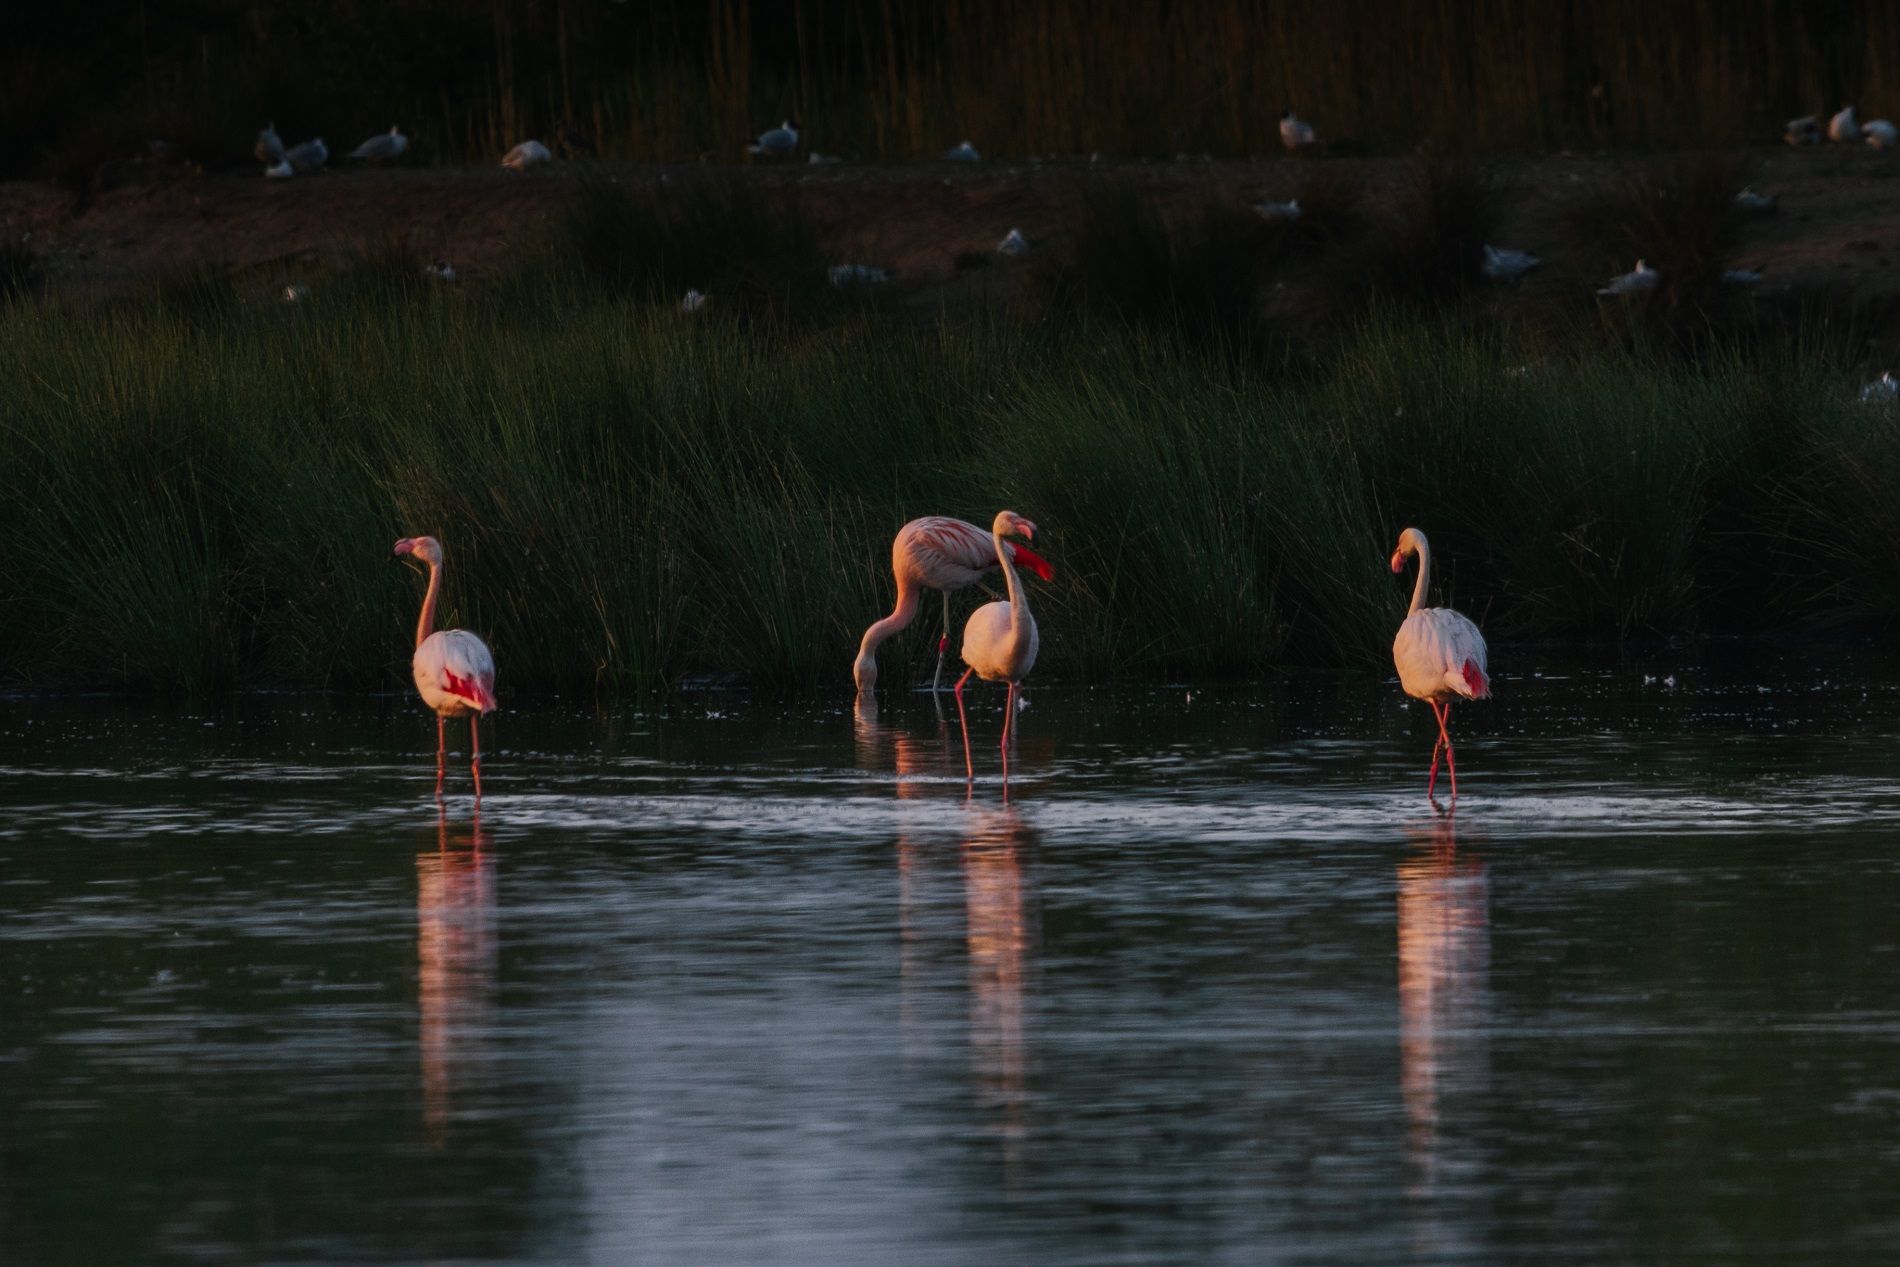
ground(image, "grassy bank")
xmin=0 ymin=272 xmax=1890 ymax=695
xmin=12 ymin=0 xmax=1900 ymax=184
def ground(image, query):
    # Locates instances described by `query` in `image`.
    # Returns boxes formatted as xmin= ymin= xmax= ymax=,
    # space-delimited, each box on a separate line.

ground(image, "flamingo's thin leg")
xmin=470 ymin=717 xmax=483 ymax=802
xmin=1000 ymin=682 xmax=1017 ymax=788
xmin=955 ymin=668 xmax=975 ymax=781
xmin=1441 ymin=702 xmax=1457 ymax=801
xmin=435 ymin=716 xmax=447 ymax=801
xmin=1426 ymin=701 xmax=1447 ymax=800
xmin=933 ymin=591 xmax=951 ymax=692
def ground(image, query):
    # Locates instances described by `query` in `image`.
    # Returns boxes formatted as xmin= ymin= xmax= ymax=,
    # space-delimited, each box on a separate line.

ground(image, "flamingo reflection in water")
xmin=962 ymin=804 xmax=1039 ymax=1168
xmin=1397 ymin=813 xmax=1491 ymax=1256
xmin=417 ymin=811 xmax=497 ymax=1148
xmin=857 ymin=693 xmax=963 ymax=1068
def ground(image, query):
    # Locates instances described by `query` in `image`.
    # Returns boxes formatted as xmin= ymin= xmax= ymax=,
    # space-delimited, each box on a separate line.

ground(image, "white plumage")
xmin=748 ymin=121 xmax=799 ymax=157
xmin=501 ymin=139 xmax=552 ymax=170
xmin=1784 ymin=115 xmax=1821 ymax=147
xmin=394 ymin=535 xmax=497 ymax=799
xmin=943 ymin=140 xmax=981 ymax=162
xmin=1279 ymin=111 xmax=1319 ymax=152
xmin=1734 ymin=186 xmax=1776 ymax=212
xmin=255 ymin=122 xmax=285 ymax=165
xmin=1390 ymin=528 xmax=1489 ymax=801
xmin=1830 ymin=105 xmax=1861 ymax=143
xmin=347 ymin=126 xmax=408 ymax=160
xmin=284 ymin=137 xmax=327 ymax=171
xmin=997 ymin=228 xmax=1029 ymax=256
xmin=1866 ymin=120 xmax=1898 ymax=150
xmin=1253 ymin=199 xmax=1302 ymax=222
xmin=1597 ymin=259 xmax=1657 ymax=296
xmin=264 ymin=159 xmax=295 ymax=180
xmin=412 ymin=629 xmax=497 ymax=719
xmin=1481 ymin=245 xmax=1540 ymax=279
xmin=829 ymin=263 xmax=891 ymax=288
xmin=955 ymin=512 xmax=1045 ymax=780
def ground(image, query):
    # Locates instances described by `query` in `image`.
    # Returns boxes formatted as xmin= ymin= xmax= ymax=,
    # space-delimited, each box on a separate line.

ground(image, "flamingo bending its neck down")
xmin=855 ymin=515 xmax=1053 ymax=694
xmin=1390 ymin=528 xmax=1489 ymax=802
xmin=955 ymin=511 xmax=1044 ymax=781
xmin=394 ymin=536 xmax=497 ymax=800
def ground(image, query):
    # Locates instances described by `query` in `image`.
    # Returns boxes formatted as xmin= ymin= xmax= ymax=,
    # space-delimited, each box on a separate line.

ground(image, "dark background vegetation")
xmin=7 ymin=0 xmax=1900 ymax=180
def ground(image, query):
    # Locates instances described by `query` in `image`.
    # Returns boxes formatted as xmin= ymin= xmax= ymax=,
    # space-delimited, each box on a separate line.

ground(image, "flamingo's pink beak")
xmin=392 ymin=537 xmax=416 ymax=559
xmin=1389 ymin=551 xmax=1405 ymax=574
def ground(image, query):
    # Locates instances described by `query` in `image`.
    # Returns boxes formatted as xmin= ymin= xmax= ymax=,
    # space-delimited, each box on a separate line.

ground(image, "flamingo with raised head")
xmin=855 ymin=516 xmax=1053 ymax=694
xmin=1390 ymin=528 xmax=1490 ymax=801
xmin=955 ymin=511 xmax=1043 ymax=781
xmin=394 ymin=536 xmax=497 ymax=799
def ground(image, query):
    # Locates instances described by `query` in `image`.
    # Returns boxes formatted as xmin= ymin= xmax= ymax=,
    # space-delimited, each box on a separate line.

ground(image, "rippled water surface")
xmin=9 ymin=655 xmax=1900 ymax=1264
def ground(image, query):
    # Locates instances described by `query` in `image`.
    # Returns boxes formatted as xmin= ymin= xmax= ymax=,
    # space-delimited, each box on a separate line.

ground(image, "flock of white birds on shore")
xmin=250 ymin=104 xmax=1899 ymax=395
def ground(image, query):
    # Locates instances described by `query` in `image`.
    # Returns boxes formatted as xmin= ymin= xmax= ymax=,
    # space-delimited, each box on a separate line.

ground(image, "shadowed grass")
xmin=0 ymin=282 xmax=1890 ymax=694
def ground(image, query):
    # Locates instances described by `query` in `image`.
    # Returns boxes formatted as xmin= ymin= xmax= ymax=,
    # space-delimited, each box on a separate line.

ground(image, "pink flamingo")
xmin=854 ymin=515 xmax=1053 ymax=693
xmin=955 ymin=511 xmax=1044 ymax=781
xmin=394 ymin=536 xmax=497 ymax=799
xmin=1390 ymin=528 xmax=1490 ymax=801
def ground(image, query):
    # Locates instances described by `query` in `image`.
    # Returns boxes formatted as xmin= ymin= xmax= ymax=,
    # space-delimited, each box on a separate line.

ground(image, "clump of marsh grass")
xmin=0 ymin=236 xmax=42 ymax=302
xmin=551 ymin=175 xmax=835 ymax=318
xmin=1358 ymin=152 xmax=1503 ymax=304
xmin=1565 ymin=155 xmax=1751 ymax=348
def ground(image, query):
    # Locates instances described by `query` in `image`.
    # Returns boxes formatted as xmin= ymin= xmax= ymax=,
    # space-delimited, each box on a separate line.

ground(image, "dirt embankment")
xmin=5 ymin=148 xmax=1900 ymax=333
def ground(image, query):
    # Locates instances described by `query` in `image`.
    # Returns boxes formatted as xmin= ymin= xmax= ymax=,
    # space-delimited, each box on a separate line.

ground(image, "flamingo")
xmin=394 ymin=536 xmax=497 ymax=799
xmin=854 ymin=516 xmax=1053 ymax=694
xmin=1390 ymin=528 xmax=1490 ymax=801
xmin=954 ymin=511 xmax=1043 ymax=781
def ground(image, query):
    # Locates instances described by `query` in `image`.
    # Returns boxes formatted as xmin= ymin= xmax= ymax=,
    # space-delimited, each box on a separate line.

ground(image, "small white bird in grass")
xmin=680 ymin=289 xmax=709 ymax=314
xmin=996 ymin=228 xmax=1029 ymax=256
xmin=829 ymin=264 xmax=891 ymax=288
xmin=1252 ymin=198 xmax=1302 ymax=222
xmin=1866 ymin=120 xmax=1899 ymax=150
xmin=501 ymin=139 xmax=552 ymax=170
xmin=347 ymin=126 xmax=408 ymax=161
xmin=943 ymin=140 xmax=981 ymax=162
xmin=1481 ymin=244 xmax=1540 ymax=279
xmin=1861 ymin=372 xmax=1899 ymax=404
xmin=425 ymin=261 xmax=457 ymax=283
xmin=1390 ymin=528 xmax=1490 ymax=803
xmin=748 ymin=120 xmax=799 ymax=157
xmin=1830 ymin=105 xmax=1861 ymax=143
xmin=264 ymin=159 xmax=294 ymax=180
xmin=1785 ymin=115 xmax=1822 ymax=146
xmin=1279 ymin=110 xmax=1319 ymax=153
xmin=1721 ymin=268 xmax=1763 ymax=286
xmin=255 ymin=122 xmax=285 ymax=165
xmin=394 ymin=536 xmax=498 ymax=801
xmin=953 ymin=511 xmax=1046 ymax=783
xmin=1597 ymin=259 xmax=1658 ymax=296
xmin=283 ymin=283 xmax=309 ymax=302
xmin=284 ymin=137 xmax=327 ymax=171
xmin=1734 ymin=186 xmax=1777 ymax=211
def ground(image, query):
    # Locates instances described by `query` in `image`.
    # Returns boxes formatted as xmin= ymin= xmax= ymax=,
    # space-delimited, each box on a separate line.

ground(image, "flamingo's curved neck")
xmin=995 ymin=525 xmax=1030 ymax=638
xmin=1408 ymin=539 xmax=1431 ymax=617
xmin=855 ymin=575 xmax=922 ymax=675
xmin=416 ymin=561 xmax=441 ymax=650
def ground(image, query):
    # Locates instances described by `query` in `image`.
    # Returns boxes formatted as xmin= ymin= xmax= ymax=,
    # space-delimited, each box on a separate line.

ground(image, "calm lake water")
xmin=7 ymin=653 xmax=1900 ymax=1264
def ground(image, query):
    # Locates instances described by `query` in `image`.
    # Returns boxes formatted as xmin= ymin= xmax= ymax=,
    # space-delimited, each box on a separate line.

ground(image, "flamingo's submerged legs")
xmin=933 ymin=591 xmax=951 ymax=691
xmin=470 ymin=717 xmax=483 ymax=801
xmin=435 ymin=716 xmax=447 ymax=800
xmin=954 ymin=668 xmax=975 ymax=781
